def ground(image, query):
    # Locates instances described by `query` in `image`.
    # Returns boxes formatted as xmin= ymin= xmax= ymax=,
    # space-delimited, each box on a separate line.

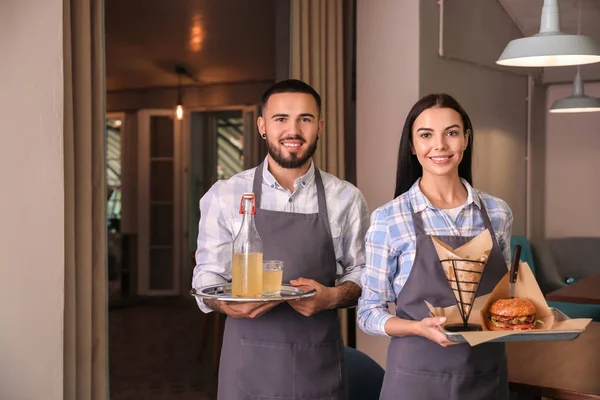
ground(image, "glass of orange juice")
xmin=262 ymin=260 xmax=283 ymax=297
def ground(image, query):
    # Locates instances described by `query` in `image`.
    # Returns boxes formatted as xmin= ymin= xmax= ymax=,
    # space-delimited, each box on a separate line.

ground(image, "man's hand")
xmin=205 ymin=299 xmax=282 ymax=319
xmin=288 ymin=277 xmax=335 ymax=317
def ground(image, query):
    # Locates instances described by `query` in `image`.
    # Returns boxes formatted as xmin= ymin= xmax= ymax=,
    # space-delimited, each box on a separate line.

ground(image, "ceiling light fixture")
xmin=175 ymin=66 xmax=184 ymax=120
xmin=497 ymin=0 xmax=600 ymax=67
xmin=549 ymin=0 xmax=600 ymax=113
xmin=549 ymin=71 xmax=600 ymax=113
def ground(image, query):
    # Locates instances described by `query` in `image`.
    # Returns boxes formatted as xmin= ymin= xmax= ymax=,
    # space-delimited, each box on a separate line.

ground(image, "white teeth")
xmin=282 ymin=143 xmax=301 ymax=147
xmin=431 ymin=157 xmax=449 ymax=161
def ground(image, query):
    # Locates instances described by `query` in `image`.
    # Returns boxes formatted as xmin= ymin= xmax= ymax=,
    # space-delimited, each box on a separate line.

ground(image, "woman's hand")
xmin=416 ymin=317 xmax=458 ymax=347
xmin=384 ymin=316 xmax=459 ymax=347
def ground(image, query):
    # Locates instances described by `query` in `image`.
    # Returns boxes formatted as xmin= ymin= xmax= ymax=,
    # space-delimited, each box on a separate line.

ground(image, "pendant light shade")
xmin=497 ymin=0 xmax=600 ymax=67
xmin=549 ymin=73 xmax=600 ymax=113
xmin=175 ymin=66 xmax=184 ymax=120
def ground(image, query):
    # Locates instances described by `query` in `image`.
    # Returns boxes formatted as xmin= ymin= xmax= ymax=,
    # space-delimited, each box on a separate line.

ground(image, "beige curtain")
xmin=291 ymin=0 xmax=345 ymax=179
xmin=63 ymin=0 xmax=108 ymax=399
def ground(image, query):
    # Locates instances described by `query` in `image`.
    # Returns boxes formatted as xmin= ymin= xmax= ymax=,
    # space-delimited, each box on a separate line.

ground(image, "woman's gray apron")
xmin=217 ymin=162 xmax=346 ymax=400
xmin=379 ymin=199 xmax=509 ymax=400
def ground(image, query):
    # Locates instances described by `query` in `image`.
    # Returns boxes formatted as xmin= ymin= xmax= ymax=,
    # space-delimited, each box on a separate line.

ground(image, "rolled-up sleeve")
xmin=337 ymin=190 xmax=370 ymax=288
xmin=357 ymin=207 xmax=398 ymax=337
xmin=192 ymin=182 xmax=232 ymax=313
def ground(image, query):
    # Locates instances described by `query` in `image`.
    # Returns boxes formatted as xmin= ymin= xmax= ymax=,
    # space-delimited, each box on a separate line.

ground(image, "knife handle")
xmin=510 ymin=245 xmax=522 ymax=284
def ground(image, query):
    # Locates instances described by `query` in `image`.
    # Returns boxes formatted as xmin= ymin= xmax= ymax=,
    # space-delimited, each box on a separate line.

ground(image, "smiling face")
xmin=257 ymin=92 xmax=323 ymax=169
xmin=411 ymin=107 xmax=470 ymax=180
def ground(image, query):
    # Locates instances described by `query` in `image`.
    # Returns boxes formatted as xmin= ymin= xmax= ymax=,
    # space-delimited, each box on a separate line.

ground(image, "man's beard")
xmin=266 ymin=134 xmax=318 ymax=169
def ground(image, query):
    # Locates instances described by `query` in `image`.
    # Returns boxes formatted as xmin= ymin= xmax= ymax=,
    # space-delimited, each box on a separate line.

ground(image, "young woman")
xmin=358 ymin=94 xmax=513 ymax=400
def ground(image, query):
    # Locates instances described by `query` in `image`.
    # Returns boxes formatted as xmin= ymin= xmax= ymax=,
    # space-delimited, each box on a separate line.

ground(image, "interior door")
xmin=137 ymin=109 xmax=182 ymax=296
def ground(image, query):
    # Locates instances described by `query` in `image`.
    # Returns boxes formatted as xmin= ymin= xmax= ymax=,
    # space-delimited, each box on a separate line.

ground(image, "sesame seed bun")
xmin=488 ymin=298 xmax=536 ymax=317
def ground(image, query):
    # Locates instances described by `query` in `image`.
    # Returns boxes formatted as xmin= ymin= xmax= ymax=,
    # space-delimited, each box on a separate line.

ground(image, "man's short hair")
xmin=260 ymin=79 xmax=321 ymax=117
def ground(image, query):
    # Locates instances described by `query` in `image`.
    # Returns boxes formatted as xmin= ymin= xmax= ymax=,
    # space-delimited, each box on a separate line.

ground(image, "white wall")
xmin=529 ymin=81 xmax=547 ymax=239
xmin=420 ymin=0 xmax=529 ymax=236
xmin=545 ymin=82 xmax=600 ymax=238
xmin=0 ymin=0 xmax=64 ymax=399
xmin=356 ymin=0 xmax=421 ymax=210
xmin=356 ymin=0 xmax=420 ymax=368
xmin=544 ymin=64 xmax=600 ymax=84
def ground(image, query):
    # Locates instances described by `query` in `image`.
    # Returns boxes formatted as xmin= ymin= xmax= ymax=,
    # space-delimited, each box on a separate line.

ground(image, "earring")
xmin=261 ymin=133 xmax=266 ymax=139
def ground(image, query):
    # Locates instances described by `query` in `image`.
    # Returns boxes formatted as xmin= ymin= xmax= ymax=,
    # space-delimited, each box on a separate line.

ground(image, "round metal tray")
xmin=190 ymin=283 xmax=316 ymax=302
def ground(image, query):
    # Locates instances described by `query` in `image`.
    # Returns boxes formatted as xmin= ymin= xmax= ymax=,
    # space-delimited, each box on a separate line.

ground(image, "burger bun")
xmin=488 ymin=298 xmax=535 ymax=317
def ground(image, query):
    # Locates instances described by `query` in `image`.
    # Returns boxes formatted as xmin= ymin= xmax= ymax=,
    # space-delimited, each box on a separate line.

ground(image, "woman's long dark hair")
xmin=394 ymin=93 xmax=474 ymax=198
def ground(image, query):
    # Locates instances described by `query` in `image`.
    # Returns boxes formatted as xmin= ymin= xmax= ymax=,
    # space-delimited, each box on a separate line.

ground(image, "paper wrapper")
xmin=431 ymin=229 xmax=493 ymax=320
xmin=426 ymin=261 xmax=592 ymax=346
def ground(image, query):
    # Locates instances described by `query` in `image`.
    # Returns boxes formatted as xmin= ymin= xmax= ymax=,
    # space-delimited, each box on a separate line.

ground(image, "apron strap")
xmin=477 ymin=196 xmax=503 ymax=252
xmin=314 ymin=169 xmax=329 ymax=218
xmin=251 ymin=160 xmax=328 ymax=218
xmin=252 ymin=162 xmax=264 ymax=207
xmin=409 ymin=201 xmax=426 ymax=236
xmin=478 ymin=196 xmax=493 ymax=232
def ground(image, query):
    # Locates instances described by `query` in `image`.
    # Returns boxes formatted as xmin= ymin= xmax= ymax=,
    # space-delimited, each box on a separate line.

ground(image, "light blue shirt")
xmin=357 ymin=179 xmax=513 ymax=336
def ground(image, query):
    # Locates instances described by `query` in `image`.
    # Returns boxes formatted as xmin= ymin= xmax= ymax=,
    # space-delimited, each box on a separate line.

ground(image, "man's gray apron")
xmin=379 ymin=198 xmax=509 ymax=400
xmin=218 ymin=162 xmax=346 ymax=400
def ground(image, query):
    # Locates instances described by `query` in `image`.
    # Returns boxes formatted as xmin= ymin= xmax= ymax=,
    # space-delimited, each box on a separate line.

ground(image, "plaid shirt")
xmin=193 ymin=157 xmax=370 ymax=313
xmin=357 ymin=179 xmax=513 ymax=336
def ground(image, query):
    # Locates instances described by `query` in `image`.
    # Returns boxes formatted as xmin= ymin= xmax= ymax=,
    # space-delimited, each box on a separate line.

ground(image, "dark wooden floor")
xmin=109 ymin=297 xmax=218 ymax=400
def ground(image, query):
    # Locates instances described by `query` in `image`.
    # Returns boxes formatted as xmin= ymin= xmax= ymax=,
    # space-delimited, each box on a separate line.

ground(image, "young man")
xmin=193 ymin=79 xmax=369 ymax=400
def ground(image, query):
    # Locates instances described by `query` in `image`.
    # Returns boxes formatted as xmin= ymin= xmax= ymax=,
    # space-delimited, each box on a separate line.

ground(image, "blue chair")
xmin=511 ymin=236 xmax=600 ymax=322
xmin=544 ymin=301 xmax=600 ymax=321
xmin=345 ymin=346 xmax=384 ymax=400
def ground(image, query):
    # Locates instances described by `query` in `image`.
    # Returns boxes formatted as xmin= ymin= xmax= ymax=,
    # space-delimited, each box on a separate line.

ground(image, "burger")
xmin=486 ymin=298 xmax=536 ymax=331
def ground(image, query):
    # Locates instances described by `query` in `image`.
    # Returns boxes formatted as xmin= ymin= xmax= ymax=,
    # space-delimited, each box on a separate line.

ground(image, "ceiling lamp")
xmin=175 ymin=66 xmax=185 ymax=120
xmin=497 ymin=0 xmax=600 ymax=67
xmin=549 ymin=72 xmax=600 ymax=113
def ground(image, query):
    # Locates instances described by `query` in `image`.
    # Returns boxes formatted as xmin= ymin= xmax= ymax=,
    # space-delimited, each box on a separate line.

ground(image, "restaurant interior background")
xmin=104 ymin=1 xmax=290 ymax=398
xmin=105 ymin=0 xmax=600 ymax=398
xmin=2 ymin=0 xmax=600 ymax=399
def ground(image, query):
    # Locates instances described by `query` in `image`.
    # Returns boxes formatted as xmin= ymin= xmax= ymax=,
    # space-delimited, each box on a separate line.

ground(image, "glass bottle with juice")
xmin=231 ymin=193 xmax=263 ymax=297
